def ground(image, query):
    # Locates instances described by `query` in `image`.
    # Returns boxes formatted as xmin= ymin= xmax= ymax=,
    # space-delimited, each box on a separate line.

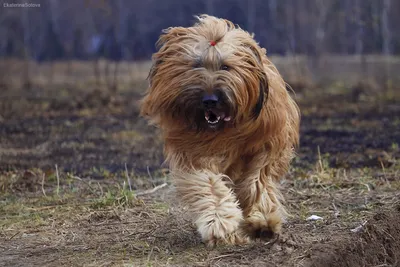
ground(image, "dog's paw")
xmin=205 ymin=229 xmax=250 ymax=247
xmin=197 ymin=212 xmax=247 ymax=246
xmin=242 ymin=210 xmax=282 ymax=240
xmin=197 ymin=217 xmax=238 ymax=245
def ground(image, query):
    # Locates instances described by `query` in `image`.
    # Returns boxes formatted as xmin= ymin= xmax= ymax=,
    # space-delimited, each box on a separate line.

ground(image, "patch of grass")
xmin=91 ymin=187 xmax=136 ymax=209
xmin=87 ymin=166 xmax=113 ymax=179
xmin=151 ymin=202 xmax=170 ymax=213
xmin=308 ymin=146 xmax=335 ymax=183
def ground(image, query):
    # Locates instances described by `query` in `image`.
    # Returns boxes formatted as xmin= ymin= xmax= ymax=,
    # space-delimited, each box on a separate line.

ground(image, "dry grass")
xmin=1 ymin=160 xmax=399 ymax=266
xmin=1 ymin=55 xmax=400 ymax=93
xmin=270 ymin=54 xmax=400 ymax=88
xmin=0 ymin=59 xmax=151 ymax=92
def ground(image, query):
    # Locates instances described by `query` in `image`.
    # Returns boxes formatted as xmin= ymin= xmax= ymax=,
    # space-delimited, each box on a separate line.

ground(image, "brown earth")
xmin=0 ymin=72 xmax=400 ymax=267
xmin=309 ymin=205 xmax=400 ymax=267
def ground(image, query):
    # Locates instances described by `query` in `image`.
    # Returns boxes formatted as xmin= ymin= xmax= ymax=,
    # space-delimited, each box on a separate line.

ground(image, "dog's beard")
xmin=171 ymin=88 xmax=235 ymax=132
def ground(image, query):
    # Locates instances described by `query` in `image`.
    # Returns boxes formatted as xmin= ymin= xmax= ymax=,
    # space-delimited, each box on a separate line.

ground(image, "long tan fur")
xmin=140 ymin=15 xmax=300 ymax=246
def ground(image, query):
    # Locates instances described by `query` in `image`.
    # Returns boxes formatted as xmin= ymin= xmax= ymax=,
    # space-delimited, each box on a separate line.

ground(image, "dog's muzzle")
xmin=202 ymin=93 xmax=231 ymax=125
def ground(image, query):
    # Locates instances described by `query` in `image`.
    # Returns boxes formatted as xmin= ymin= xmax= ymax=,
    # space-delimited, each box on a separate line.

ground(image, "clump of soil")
xmin=309 ymin=205 xmax=400 ymax=267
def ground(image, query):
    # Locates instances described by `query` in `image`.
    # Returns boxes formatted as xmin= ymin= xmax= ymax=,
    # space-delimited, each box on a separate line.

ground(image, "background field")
xmin=0 ymin=57 xmax=399 ymax=267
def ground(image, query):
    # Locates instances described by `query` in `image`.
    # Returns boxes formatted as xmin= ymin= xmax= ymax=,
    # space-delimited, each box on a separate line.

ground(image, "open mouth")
xmin=205 ymin=109 xmax=231 ymax=125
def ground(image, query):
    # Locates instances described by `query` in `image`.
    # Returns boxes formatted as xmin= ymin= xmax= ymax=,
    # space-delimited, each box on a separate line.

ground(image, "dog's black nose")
xmin=202 ymin=94 xmax=218 ymax=108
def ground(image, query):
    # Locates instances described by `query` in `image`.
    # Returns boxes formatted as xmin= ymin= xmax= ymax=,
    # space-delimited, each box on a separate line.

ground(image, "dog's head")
xmin=141 ymin=15 xmax=268 ymax=132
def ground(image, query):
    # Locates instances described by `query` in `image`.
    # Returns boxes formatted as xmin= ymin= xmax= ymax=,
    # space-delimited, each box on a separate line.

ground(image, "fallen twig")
xmin=41 ymin=173 xmax=47 ymax=197
xmin=55 ymin=164 xmax=60 ymax=196
xmin=351 ymin=220 xmax=368 ymax=233
xmin=8 ymin=231 xmax=20 ymax=240
xmin=136 ymin=183 xmax=168 ymax=196
xmin=147 ymin=166 xmax=155 ymax=187
xmin=209 ymin=254 xmax=235 ymax=261
xmin=332 ymin=202 xmax=340 ymax=218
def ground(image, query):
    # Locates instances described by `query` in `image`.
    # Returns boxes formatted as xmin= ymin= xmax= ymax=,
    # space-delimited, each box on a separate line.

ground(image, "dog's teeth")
xmin=205 ymin=113 xmax=221 ymax=125
xmin=224 ymin=116 xmax=231 ymax=121
xmin=206 ymin=117 xmax=220 ymax=124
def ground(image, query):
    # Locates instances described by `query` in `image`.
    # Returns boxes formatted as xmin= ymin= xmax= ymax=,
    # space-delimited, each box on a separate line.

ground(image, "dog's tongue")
xmin=224 ymin=116 xmax=231 ymax=121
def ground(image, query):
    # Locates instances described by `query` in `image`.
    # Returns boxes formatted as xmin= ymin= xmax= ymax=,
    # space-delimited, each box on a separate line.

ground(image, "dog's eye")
xmin=220 ymin=65 xmax=230 ymax=71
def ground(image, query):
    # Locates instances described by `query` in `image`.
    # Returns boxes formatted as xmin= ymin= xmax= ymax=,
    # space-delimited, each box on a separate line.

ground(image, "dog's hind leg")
xmin=172 ymin=169 xmax=249 ymax=246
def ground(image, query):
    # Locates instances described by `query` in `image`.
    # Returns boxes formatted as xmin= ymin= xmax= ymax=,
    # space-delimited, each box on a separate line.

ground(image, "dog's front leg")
xmin=172 ymin=169 xmax=249 ymax=246
xmin=235 ymin=166 xmax=286 ymax=239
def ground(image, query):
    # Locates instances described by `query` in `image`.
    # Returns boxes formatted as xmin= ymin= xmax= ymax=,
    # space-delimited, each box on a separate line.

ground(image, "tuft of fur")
xmin=172 ymin=169 xmax=249 ymax=246
xmin=140 ymin=15 xmax=300 ymax=245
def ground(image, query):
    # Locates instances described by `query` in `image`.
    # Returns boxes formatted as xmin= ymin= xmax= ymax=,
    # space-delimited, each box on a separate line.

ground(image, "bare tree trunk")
xmin=22 ymin=7 xmax=32 ymax=89
xmin=354 ymin=0 xmax=366 ymax=79
xmin=269 ymin=0 xmax=277 ymax=22
xmin=340 ymin=0 xmax=349 ymax=54
xmin=315 ymin=0 xmax=329 ymax=63
xmin=49 ymin=0 xmax=60 ymax=33
xmin=48 ymin=0 xmax=60 ymax=87
xmin=381 ymin=0 xmax=391 ymax=55
xmin=117 ymin=0 xmax=128 ymax=59
xmin=86 ymin=5 xmax=100 ymax=87
xmin=285 ymin=0 xmax=296 ymax=55
xmin=309 ymin=0 xmax=329 ymax=82
xmin=206 ymin=0 xmax=214 ymax=15
xmin=354 ymin=0 xmax=363 ymax=55
xmin=381 ymin=0 xmax=392 ymax=90
xmin=247 ymin=0 xmax=255 ymax=34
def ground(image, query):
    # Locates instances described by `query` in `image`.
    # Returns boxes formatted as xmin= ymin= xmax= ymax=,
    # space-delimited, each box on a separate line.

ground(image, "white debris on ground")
xmin=306 ymin=215 xmax=324 ymax=221
xmin=350 ymin=221 xmax=368 ymax=233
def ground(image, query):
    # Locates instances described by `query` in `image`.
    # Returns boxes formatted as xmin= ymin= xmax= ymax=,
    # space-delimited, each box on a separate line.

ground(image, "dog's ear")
xmin=253 ymin=74 xmax=268 ymax=119
xmin=247 ymin=45 xmax=269 ymax=119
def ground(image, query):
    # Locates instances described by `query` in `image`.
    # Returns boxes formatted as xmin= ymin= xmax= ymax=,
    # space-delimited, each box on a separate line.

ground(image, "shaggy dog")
xmin=140 ymin=15 xmax=300 ymax=246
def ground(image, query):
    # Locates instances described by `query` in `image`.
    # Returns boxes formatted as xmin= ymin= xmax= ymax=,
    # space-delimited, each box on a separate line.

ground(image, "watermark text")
xmin=3 ymin=2 xmax=41 ymax=8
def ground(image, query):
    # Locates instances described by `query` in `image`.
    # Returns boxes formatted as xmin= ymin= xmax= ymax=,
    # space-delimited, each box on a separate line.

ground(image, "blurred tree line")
xmin=0 ymin=0 xmax=398 ymax=62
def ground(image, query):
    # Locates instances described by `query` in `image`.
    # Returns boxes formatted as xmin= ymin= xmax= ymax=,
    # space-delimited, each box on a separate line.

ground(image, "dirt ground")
xmin=0 ymin=68 xmax=400 ymax=266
